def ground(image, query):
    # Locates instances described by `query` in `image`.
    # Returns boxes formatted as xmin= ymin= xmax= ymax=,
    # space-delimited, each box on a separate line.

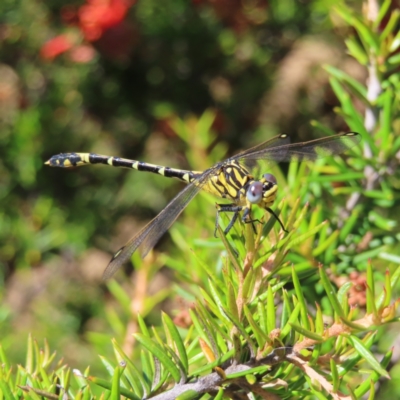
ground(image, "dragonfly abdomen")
xmin=45 ymin=152 xmax=196 ymax=183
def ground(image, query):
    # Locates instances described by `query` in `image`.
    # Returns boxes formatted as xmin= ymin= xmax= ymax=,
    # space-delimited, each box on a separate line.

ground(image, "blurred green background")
xmin=1 ymin=0 xmax=398 ymax=386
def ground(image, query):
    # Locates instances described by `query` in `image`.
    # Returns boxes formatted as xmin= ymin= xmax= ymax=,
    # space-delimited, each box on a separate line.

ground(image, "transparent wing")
xmin=231 ymin=134 xmax=291 ymax=160
xmin=102 ymin=168 xmax=214 ymax=279
xmin=233 ymin=132 xmax=361 ymax=163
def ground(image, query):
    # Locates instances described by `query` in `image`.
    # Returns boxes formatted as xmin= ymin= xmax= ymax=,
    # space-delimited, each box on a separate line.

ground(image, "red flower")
xmin=78 ymin=0 xmax=133 ymax=41
xmin=40 ymin=35 xmax=74 ymax=60
xmin=41 ymin=0 xmax=135 ymax=62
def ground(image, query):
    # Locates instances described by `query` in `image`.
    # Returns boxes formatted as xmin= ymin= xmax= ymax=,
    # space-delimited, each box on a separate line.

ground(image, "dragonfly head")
xmin=246 ymin=173 xmax=277 ymax=205
xmin=262 ymin=173 xmax=277 ymax=186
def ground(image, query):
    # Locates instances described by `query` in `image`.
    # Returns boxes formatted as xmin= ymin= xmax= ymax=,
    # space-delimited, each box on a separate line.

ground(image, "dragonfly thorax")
xmin=203 ymin=161 xmax=253 ymax=201
xmin=203 ymin=160 xmax=278 ymax=210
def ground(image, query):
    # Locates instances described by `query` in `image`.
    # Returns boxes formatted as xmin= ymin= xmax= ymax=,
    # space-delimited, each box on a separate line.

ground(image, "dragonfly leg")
xmin=215 ymin=204 xmax=243 ymax=237
xmin=266 ymin=207 xmax=288 ymax=233
xmin=241 ymin=207 xmax=262 ymax=234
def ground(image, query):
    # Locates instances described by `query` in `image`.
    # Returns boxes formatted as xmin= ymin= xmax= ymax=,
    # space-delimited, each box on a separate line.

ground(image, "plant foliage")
xmin=1 ymin=0 xmax=400 ymax=399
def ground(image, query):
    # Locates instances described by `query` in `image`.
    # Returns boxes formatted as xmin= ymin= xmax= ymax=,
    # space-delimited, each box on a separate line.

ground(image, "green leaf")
xmin=206 ymin=280 xmax=231 ymax=325
xmin=227 ymin=282 xmax=239 ymax=322
xmin=339 ymin=333 xmax=375 ymax=376
xmin=134 ymin=334 xmax=181 ymax=383
xmin=280 ymin=302 xmax=302 ymax=339
xmin=73 ymin=367 xmax=90 ymax=391
xmin=388 ymin=52 xmax=400 ymax=65
xmin=380 ymin=9 xmax=400 ymax=42
xmin=137 ymin=314 xmax=151 ymax=337
xmin=192 ymin=251 xmax=225 ymax=292
xmin=244 ymin=217 xmax=256 ymax=253
xmin=88 ymin=375 xmax=140 ymax=400
xmin=389 ymin=27 xmax=400 ymax=52
xmin=339 ymin=205 xmax=361 ymax=241
xmin=329 ymin=79 xmax=367 ymax=133
xmin=190 ymin=349 xmax=234 ymax=376
xmin=374 ymin=0 xmax=392 ymax=29
xmin=315 ymin=302 xmax=325 ymax=335
xmin=289 ymin=323 xmax=323 ymax=341
xmin=193 ymin=303 xmax=221 ymax=357
xmin=199 ymin=288 xmax=225 ymax=320
xmin=380 ymin=270 xmax=392 ymax=309
xmin=379 ymin=252 xmax=400 ymax=264
xmin=214 ymin=388 xmax=225 ymax=400
xmin=364 ymin=189 xmax=394 ymax=200
xmin=100 ymin=355 xmax=118 ymax=378
xmin=176 ymin=390 xmax=202 ymax=400
xmin=112 ymin=339 xmax=148 ymax=398
xmin=225 ymin=365 xmax=270 ymax=379
xmin=243 ymin=305 xmax=268 ymax=347
xmin=285 ymin=197 xmax=302 ymax=231
xmin=257 ymin=300 xmax=268 ymax=333
xmin=266 ymin=284 xmax=276 ymax=334
xmin=197 ymin=299 xmax=231 ymax=349
xmin=280 ymin=290 xmax=292 ymax=330
xmin=308 ymin=383 xmax=330 ymax=400
xmin=378 ymin=266 xmax=400 ymax=308
xmin=352 ymin=246 xmax=383 ymax=265
xmin=162 ymin=313 xmax=189 ymax=375
xmin=324 ymin=65 xmax=368 ymax=100
xmin=319 ymin=265 xmax=345 ymax=320
xmin=110 ymin=362 xmax=125 ymax=400
xmin=25 ymin=334 xmax=34 ymax=374
xmin=292 ymin=266 xmax=309 ymax=330
xmin=345 ymin=37 xmax=368 ymax=65
xmin=0 ymin=381 xmax=16 ymax=400
xmin=312 ymin=230 xmax=339 ymax=257
xmin=189 ymin=309 xmax=210 ymax=346
xmin=353 ymin=348 xmax=392 ymax=398
xmin=0 ymin=346 xmax=9 ymax=371
xmin=284 ymin=221 xmax=327 ymax=251
xmin=369 ymin=210 xmax=396 ymax=230
xmin=217 ymin=226 xmax=241 ymax=272
xmin=347 ymin=335 xmax=390 ymax=378
xmin=38 ymin=365 xmax=51 ymax=389
xmin=378 ymin=88 xmax=393 ymax=150
xmin=335 ymin=6 xmax=379 ymax=52
xmin=222 ymin=307 xmax=257 ymax=357
xmin=337 ymin=282 xmax=352 ymax=309
xmin=242 ymin=262 xmax=259 ymax=301
xmin=366 ymin=262 xmax=376 ymax=316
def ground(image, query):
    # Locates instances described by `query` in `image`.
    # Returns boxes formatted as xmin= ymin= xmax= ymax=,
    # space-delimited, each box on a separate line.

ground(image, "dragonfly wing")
xmin=102 ymin=170 xmax=212 ymax=279
xmin=231 ymin=134 xmax=291 ymax=160
xmin=235 ymin=132 xmax=361 ymax=163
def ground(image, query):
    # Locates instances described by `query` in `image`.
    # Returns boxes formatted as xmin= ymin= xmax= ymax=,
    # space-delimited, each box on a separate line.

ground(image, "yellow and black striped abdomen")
xmin=45 ymin=152 xmax=196 ymax=183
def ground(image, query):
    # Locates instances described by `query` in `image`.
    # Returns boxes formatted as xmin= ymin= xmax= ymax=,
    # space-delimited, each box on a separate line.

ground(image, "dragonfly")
xmin=45 ymin=132 xmax=361 ymax=279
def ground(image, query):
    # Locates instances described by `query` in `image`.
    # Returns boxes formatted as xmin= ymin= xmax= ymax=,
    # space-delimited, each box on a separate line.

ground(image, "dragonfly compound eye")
xmin=263 ymin=173 xmax=277 ymax=184
xmin=246 ymin=181 xmax=264 ymax=204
